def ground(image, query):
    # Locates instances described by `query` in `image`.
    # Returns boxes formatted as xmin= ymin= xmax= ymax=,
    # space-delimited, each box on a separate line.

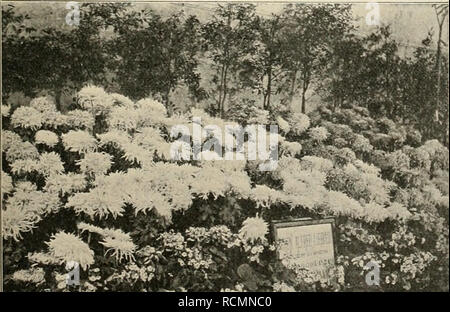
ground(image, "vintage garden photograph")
xmin=1 ymin=1 xmax=449 ymax=292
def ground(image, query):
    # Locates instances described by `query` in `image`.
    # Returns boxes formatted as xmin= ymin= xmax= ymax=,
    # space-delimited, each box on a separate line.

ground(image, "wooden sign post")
xmin=272 ymin=217 xmax=337 ymax=282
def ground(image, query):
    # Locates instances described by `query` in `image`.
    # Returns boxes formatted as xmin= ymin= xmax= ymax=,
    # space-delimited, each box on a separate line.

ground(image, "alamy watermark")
xmin=170 ymin=117 xmax=279 ymax=171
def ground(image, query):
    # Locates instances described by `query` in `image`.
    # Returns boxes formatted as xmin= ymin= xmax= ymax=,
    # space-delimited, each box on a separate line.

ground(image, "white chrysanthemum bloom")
xmin=77 ymin=85 xmax=112 ymax=116
xmin=11 ymin=106 xmax=43 ymax=130
xmin=5 ymin=140 xmax=40 ymax=162
xmin=136 ymin=98 xmax=167 ymax=116
xmin=36 ymin=152 xmax=65 ymax=176
xmin=45 ymin=173 xmax=87 ymax=195
xmin=1 ymin=171 xmax=14 ymax=196
xmin=66 ymin=187 xmax=125 ymax=219
xmin=46 ymin=232 xmax=94 ymax=269
xmin=41 ymin=110 xmax=68 ymax=129
xmin=2 ymin=203 xmax=41 ymax=241
xmin=110 ymin=93 xmax=134 ymax=107
xmin=276 ymin=116 xmax=290 ymax=134
xmin=107 ymin=106 xmax=139 ymax=131
xmin=77 ymin=152 xmax=112 ymax=176
xmin=287 ymin=113 xmax=310 ymax=136
xmin=361 ymin=202 xmax=391 ymax=223
xmin=77 ymin=222 xmax=136 ymax=262
xmin=1 ymin=105 xmax=11 ymax=117
xmin=308 ymin=126 xmax=329 ymax=142
xmin=300 ymin=156 xmax=333 ymax=173
xmin=97 ymin=130 xmax=131 ymax=148
xmin=66 ymin=110 xmax=95 ymax=129
xmin=387 ymin=202 xmax=412 ymax=221
xmin=281 ymin=141 xmax=302 ymax=156
xmin=251 ymin=185 xmax=282 ymax=208
xmin=12 ymin=267 xmax=45 ymax=284
xmin=10 ymin=159 xmax=39 ymax=175
xmin=121 ymin=142 xmax=153 ymax=165
xmin=239 ymin=216 xmax=269 ymax=243
xmin=2 ymin=130 xmax=22 ymax=152
xmin=35 ymin=130 xmax=59 ymax=147
xmin=61 ymin=130 xmax=97 ymax=153
xmin=29 ymin=96 xmax=57 ymax=113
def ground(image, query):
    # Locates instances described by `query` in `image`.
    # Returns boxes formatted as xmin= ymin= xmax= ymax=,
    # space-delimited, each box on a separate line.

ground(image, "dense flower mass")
xmin=2 ymin=88 xmax=448 ymax=292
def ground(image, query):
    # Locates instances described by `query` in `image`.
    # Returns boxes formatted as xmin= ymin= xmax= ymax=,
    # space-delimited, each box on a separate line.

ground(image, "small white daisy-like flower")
xmin=11 ymin=106 xmax=43 ymax=130
xmin=239 ymin=216 xmax=269 ymax=243
xmin=46 ymin=231 xmax=94 ymax=270
xmin=35 ymin=130 xmax=59 ymax=147
xmin=61 ymin=130 xmax=97 ymax=154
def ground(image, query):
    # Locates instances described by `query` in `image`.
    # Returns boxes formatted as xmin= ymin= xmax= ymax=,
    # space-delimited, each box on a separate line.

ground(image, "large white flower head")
xmin=1 ymin=171 xmax=14 ymax=196
xmin=61 ymin=130 xmax=97 ymax=154
xmin=35 ymin=130 xmax=59 ymax=147
xmin=276 ymin=116 xmax=290 ymax=134
xmin=66 ymin=110 xmax=95 ymax=130
xmin=308 ymin=126 xmax=329 ymax=142
xmin=29 ymin=96 xmax=57 ymax=113
xmin=36 ymin=152 xmax=65 ymax=176
xmin=77 ymin=85 xmax=112 ymax=116
xmin=2 ymin=204 xmax=41 ymax=241
xmin=287 ymin=112 xmax=310 ymax=136
xmin=77 ymin=152 xmax=112 ymax=176
xmin=239 ymin=216 xmax=269 ymax=243
xmin=110 ymin=93 xmax=134 ymax=107
xmin=107 ymin=106 xmax=139 ymax=131
xmin=11 ymin=106 xmax=43 ymax=130
xmin=5 ymin=140 xmax=40 ymax=162
xmin=136 ymin=98 xmax=167 ymax=116
xmin=46 ymin=232 xmax=94 ymax=270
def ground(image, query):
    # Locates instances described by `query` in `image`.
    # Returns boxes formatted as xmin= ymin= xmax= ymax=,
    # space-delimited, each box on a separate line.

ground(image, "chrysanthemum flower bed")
xmin=2 ymin=86 xmax=448 ymax=291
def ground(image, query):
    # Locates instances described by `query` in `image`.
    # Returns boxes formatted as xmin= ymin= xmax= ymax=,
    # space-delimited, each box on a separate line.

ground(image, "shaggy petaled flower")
xmin=107 ymin=106 xmax=139 ymax=131
xmin=251 ymin=185 xmax=282 ymax=208
xmin=97 ymin=130 xmax=131 ymax=148
xmin=11 ymin=106 xmax=43 ymax=130
xmin=46 ymin=232 xmax=94 ymax=269
xmin=10 ymin=159 xmax=39 ymax=175
xmin=45 ymin=173 xmax=87 ymax=195
xmin=66 ymin=187 xmax=125 ymax=219
xmin=62 ymin=130 xmax=97 ymax=153
xmin=29 ymin=96 xmax=57 ymax=113
xmin=77 ymin=85 xmax=112 ymax=116
xmin=78 ymin=222 xmax=136 ymax=262
xmin=281 ymin=141 xmax=302 ymax=156
xmin=2 ymin=130 xmax=22 ymax=152
xmin=2 ymin=203 xmax=41 ymax=241
xmin=1 ymin=171 xmax=14 ymax=196
xmin=133 ymin=127 xmax=171 ymax=158
xmin=41 ymin=110 xmax=68 ymax=129
xmin=77 ymin=152 xmax=112 ymax=176
xmin=276 ymin=116 xmax=290 ymax=133
xmin=66 ymin=110 xmax=95 ymax=129
xmin=12 ymin=268 xmax=46 ymax=284
xmin=36 ymin=152 xmax=65 ymax=176
xmin=135 ymin=98 xmax=167 ymax=115
xmin=287 ymin=113 xmax=310 ymax=135
xmin=110 ymin=93 xmax=134 ymax=107
xmin=5 ymin=140 xmax=39 ymax=162
xmin=239 ymin=216 xmax=269 ymax=243
xmin=35 ymin=130 xmax=59 ymax=147
xmin=2 ymin=105 xmax=11 ymax=117
xmin=308 ymin=126 xmax=329 ymax=142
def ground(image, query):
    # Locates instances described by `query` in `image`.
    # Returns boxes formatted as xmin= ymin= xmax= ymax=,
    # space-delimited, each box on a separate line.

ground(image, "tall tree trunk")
xmin=266 ymin=66 xmax=272 ymax=109
xmin=54 ymin=89 xmax=62 ymax=112
xmin=218 ymin=64 xmax=225 ymax=115
xmin=301 ymin=84 xmax=307 ymax=114
xmin=221 ymin=65 xmax=229 ymax=118
xmin=288 ymin=70 xmax=297 ymax=108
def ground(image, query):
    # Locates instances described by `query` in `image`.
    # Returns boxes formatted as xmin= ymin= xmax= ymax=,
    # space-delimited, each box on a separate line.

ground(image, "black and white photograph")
xmin=1 ymin=1 xmax=449 ymax=295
